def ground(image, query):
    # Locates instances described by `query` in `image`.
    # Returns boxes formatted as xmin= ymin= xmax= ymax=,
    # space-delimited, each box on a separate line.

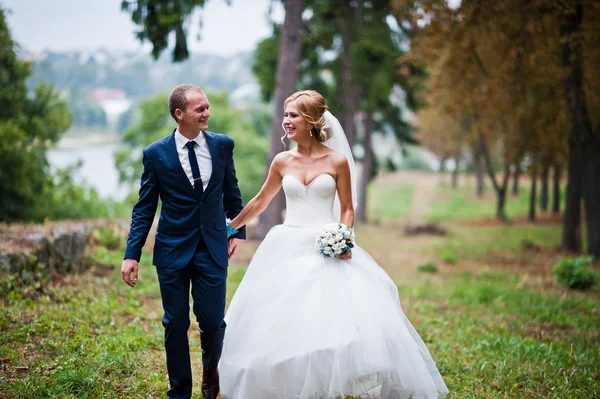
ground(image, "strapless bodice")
xmin=282 ymin=174 xmax=336 ymax=227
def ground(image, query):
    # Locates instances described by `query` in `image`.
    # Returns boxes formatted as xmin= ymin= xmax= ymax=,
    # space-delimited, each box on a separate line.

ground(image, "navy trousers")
xmin=156 ymin=239 xmax=227 ymax=399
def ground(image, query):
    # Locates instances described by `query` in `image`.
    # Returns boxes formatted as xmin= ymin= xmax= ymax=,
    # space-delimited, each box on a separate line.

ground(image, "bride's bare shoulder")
xmin=274 ymin=150 xmax=295 ymax=163
xmin=271 ymin=150 xmax=295 ymax=171
xmin=327 ymin=150 xmax=349 ymax=168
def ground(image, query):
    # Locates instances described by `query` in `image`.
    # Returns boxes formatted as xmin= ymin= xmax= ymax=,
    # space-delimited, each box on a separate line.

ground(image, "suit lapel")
xmin=166 ymin=129 xmax=199 ymax=198
xmin=202 ymin=131 xmax=220 ymax=199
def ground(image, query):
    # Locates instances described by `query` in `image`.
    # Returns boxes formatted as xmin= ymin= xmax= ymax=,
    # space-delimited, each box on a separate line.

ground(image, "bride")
xmin=219 ymin=90 xmax=448 ymax=399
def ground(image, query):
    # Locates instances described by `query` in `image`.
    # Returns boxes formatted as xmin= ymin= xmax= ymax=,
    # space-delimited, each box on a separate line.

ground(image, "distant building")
xmin=90 ymin=87 xmax=126 ymax=102
xmin=90 ymin=87 xmax=131 ymax=124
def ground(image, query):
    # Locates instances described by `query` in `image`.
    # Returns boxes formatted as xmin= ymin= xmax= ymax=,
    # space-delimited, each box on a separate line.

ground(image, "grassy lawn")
xmin=367 ymin=180 xmax=415 ymax=223
xmin=400 ymin=271 xmax=599 ymax=398
xmin=1 ymin=172 xmax=596 ymax=398
xmin=2 ymin=228 xmax=598 ymax=398
xmin=419 ymin=224 xmax=564 ymax=263
xmin=425 ymin=182 xmax=565 ymax=223
xmin=0 ymin=247 xmax=252 ymax=399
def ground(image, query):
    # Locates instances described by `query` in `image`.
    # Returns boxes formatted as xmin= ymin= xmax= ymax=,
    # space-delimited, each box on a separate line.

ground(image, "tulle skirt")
xmin=219 ymin=224 xmax=448 ymax=399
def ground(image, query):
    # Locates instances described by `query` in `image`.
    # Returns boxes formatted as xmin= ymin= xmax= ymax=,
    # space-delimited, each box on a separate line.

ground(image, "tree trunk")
xmin=582 ymin=144 xmax=600 ymax=257
xmin=473 ymin=147 xmax=484 ymax=197
xmin=559 ymin=2 xmax=599 ymax=256
xmin=439 ymin=155 xmax=448 ymax=174
xmin=562 ymin=143 xmax=582 ymax=252
xmin=552 ymin=165 xmax=561 ymax=214
xmin=512 ymin=164 xmax=521 ymax=196
xmin=529 ymin=166 xmax=537 ymax=222
xmin=252 ymin=0 xmax=305 ymax=240
xmin=479 ymin=133 xmax=510 ymax=222
xmin=337 ymin=1 xmax=362 ymax=148
xmin=540 ymin=164 xmax=549 ymax=212
xmin=356 ymin=113 xmax=374 ymax=223
xmin=496 ymin=188 xmax=507 ymax=221
xmin=451 ymin=151 xmax=459 ymax=189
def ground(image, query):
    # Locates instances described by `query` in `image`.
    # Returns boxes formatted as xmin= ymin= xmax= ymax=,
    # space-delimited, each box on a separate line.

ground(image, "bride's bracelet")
xmin=227 ymin=223 xmax=239 ymax=238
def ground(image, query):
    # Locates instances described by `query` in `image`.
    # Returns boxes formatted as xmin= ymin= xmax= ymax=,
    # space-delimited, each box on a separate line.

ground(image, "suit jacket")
xmin=124 ymin=129 xmax=246 ymax=269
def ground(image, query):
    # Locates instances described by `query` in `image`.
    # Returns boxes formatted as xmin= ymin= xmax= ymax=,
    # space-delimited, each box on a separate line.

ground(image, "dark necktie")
xmin=185 ymin=141 xmax=203 ymax=195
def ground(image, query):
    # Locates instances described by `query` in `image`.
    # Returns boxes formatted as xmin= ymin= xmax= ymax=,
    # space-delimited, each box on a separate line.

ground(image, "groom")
xmin=121 ymin=84 xmax=245 ymax=399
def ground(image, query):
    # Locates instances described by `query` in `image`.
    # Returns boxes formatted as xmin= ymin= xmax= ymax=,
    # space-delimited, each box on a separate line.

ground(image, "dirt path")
xmin=374 ymin=170 xmax=440 ymax=224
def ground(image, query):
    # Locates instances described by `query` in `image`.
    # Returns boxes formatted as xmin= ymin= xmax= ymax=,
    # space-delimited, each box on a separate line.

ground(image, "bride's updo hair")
xmin=284 ymin=90 xmax=332 ymax=143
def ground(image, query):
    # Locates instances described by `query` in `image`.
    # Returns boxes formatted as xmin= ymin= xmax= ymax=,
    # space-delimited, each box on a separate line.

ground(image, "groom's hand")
xmin=228 ymin=238 xmax=242 ymax=259
xmin=121 ymin=259 xmax=139 ymax=287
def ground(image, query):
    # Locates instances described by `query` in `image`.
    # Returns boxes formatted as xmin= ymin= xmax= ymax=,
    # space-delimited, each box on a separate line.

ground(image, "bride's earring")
xmin=309 ymin=127 xmax=313 ymax=137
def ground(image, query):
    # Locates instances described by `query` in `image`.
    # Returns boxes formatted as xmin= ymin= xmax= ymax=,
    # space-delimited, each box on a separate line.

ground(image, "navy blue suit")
xmin=124 ymin=129 xmax=245 ymax=399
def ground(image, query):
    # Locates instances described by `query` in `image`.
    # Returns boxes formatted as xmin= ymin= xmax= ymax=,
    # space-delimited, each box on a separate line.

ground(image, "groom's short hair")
xmin=169 ymin=84 xmax=206 ymax=121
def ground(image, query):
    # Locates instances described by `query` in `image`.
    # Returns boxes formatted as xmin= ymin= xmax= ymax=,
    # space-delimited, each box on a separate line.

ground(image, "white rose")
xmin=327 ymin=238 xmax=336 ymax=245
xmin=335 ymin=233 xmax=343 ymax=241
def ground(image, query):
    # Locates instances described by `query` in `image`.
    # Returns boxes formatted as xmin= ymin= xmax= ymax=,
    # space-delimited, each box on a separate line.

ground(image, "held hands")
xmin=228 ymin=238 xmax=242 ymax=259
xmin=227 ymin=220 xmax=242 ymax=259
xmin=121 ymin=259 xmax=139 ymax=287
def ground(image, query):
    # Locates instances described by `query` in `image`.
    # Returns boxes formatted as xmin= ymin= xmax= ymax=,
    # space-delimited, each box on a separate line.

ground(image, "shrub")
xmin=417 ymin=263 xmax=439 ymax=273
xmin=441 ymin=249 xmax=459 ymax=264
xmin=552 ymin=256 xmax=597 ymax=290
xmin=92 ymin=226 xmax=126 ymax=251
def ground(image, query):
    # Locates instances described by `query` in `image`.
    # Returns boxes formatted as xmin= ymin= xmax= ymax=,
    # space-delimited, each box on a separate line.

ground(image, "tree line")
xmin=121 ymin=0 xmax=598 ymax=257
xmin=0 ymin=7 xmax=128 ymax=222
xmin=121 ymin=0 xmax=417 ymax=237
xmin=389 ymin=0 xmax=599 ymax=256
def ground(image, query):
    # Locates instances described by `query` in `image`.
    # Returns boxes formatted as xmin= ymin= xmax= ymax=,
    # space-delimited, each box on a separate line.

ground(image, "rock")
xmin=404 ymin=223 xmax=448 ymax=236
xmin=0 ymin=222 xmax=92 ymax=276
xmin=52 ymin=226 xmax=89 ymax=261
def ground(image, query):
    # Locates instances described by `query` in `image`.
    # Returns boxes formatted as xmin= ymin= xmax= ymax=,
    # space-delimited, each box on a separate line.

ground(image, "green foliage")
xmin=116 ymin=106 xmax=138 ymax=134
xmin=121 ymin=0 xmax=212 ymax=62
xmin=552 ymin=256 xmax=597 ymax=290
xmin=46 ymin=162 xmax=127 ymax=220
xmin=116 ymin=92 xmax=268 ymax=203
xmin=0 ymin=8 xmax=73 ymax=222
xmin=417 ymin=263 xmax=438 ymax=273
xmin=253 ymin=34 xmax=279 ymax=102
xmin=92 ymin=226 xmax=127 ymax=252
xmin=67 ymin=87 xmax=108 ymax=128
xmin=440 ymin=249 xmax=459 ymax=264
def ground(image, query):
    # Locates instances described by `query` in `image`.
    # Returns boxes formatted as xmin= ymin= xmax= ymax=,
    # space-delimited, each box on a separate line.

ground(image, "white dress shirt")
xmin=174 ymin=129 xmax=212 ymax=191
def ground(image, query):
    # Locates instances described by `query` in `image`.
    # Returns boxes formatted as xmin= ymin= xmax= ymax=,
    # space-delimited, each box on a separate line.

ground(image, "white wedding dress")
xmin=220 ymin=173 xmax=448 ymax=399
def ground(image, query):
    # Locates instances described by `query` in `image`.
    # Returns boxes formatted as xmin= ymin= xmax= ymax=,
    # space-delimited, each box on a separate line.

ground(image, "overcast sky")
xmin=2 ymin=0 xmax=280 ymax=56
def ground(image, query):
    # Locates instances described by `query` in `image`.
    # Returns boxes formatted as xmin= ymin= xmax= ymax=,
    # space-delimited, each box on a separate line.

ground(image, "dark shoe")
xmin=201 ymin=368 xmax=219 ymax=399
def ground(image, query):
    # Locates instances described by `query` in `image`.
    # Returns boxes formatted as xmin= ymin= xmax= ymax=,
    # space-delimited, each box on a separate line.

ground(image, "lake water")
xmin=47 ymin=143 xmax=132 ymax=201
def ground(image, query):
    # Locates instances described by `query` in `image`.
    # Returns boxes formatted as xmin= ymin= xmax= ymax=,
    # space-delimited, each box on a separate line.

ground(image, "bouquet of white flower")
xmin=315 ymin=222 xmax=355 ymax=258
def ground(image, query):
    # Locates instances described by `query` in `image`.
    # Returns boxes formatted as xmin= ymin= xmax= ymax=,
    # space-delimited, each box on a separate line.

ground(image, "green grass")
xmin=421 ymin=224 xmax=563 ymax=262
xmin=1 ymin=211 xmax=598 ymax=398
xmin=0 ymin=247 xmax=249 ymax=399
xmin=399 ymin=272 xmax=600 ymax=398
xmin=367 ymin=181 xmax=415 ymax=222
xmin=425 ymin=182 xmax=564 ymax=222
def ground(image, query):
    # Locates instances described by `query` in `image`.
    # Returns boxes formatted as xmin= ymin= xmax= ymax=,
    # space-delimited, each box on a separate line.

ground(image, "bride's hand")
xmin=339 ymin=249 xmax=352 ymax=261
xmin=228 ymin=238 xmax=242 ymax=259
